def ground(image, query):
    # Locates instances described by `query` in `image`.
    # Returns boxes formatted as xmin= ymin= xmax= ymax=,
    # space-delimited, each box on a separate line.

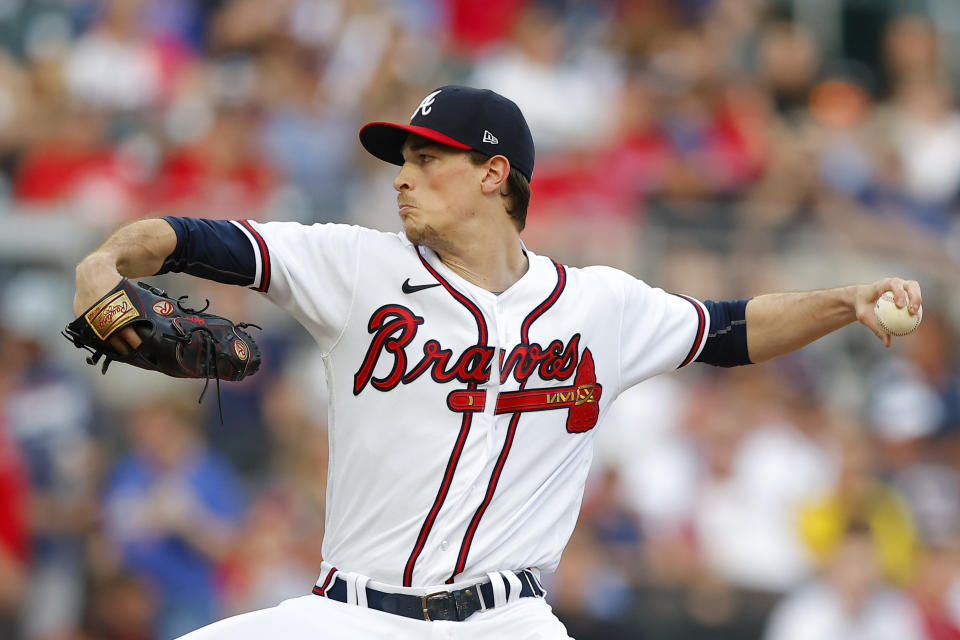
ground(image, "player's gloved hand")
xmin=854 ymin=277 xmax=922 ymax=347
xmin=63 ymin=278 xmax=262 ymax=418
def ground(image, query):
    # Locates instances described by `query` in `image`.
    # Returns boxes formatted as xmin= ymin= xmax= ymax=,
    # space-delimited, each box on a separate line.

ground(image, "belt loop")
xmin=355 ymin=575 xmax=370 ymax=608
xmin=346 ymin=575 xmax=357 ymax=605
xmin=314 ymin=566 xmax=337 ymax=597
xmin=527 ymin=568 xmax=542 ymax=586
xmin=501 ymin=570 xmax=522 ymax=604
xmin=529 ymin=569 xmax=546 ymax=597
xmin=486 ymin=572 xmax=507 ymax=607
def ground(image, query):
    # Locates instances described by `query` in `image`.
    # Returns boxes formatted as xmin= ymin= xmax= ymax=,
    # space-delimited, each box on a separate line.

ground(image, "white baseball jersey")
xmin=234 ymin=220 xmax=708 ymax=589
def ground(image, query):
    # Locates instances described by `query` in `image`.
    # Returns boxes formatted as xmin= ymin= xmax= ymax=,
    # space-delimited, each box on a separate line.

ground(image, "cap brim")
xmin=359 ymin=122 xmax=472 ymax=167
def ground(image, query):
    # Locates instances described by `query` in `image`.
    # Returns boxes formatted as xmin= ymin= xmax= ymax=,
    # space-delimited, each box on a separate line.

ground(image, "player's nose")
xmin=393 ymin=163 xmax=413 ymax=192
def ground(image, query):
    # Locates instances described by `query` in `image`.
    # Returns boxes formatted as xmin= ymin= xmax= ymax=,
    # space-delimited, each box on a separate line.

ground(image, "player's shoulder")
xmin=251 ymin=220 xmax=408 ymax=248
xmin=558 ymin=261 xmax=650 ymax=293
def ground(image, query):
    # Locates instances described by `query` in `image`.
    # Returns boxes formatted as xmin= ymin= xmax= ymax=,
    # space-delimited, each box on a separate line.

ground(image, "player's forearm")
xmin=74 ymin=219 xmax=177 ymax=315
xmin=745 ymin=286 xmax=859 ymax=363
xmin=80 ymin=218 xmax=177 ymax=278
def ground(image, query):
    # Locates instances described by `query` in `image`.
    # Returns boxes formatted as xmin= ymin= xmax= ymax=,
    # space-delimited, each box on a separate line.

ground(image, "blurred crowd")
xmin=2 ymin=0 xmax=960 ymax=639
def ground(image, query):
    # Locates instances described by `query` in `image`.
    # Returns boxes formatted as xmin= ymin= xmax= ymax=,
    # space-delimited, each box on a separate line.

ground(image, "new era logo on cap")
xmin=358 ymin=85 xmax=535 ymax=180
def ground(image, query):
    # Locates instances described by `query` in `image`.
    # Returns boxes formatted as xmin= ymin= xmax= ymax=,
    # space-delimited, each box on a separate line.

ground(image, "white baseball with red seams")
xmin=232 ymin=220 xmax=709 ymax=589
xmin=874 ymin=291 xmax=922 ymax=336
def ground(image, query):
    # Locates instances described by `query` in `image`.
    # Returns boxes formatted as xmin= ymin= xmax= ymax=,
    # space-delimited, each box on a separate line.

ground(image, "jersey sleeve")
xmin=159 ymin=217 xmax=259 ymax=286
xmin=616 ymin=273 xmax=709 ymax=390
xmin=242 ymin=220 xmax=365 ymax=353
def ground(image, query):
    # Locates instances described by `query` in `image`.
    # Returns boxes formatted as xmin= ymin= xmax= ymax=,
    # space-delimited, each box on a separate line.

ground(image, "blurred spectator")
xmin=219 ymin=372 xmax=327 ymax=613
xmin=882 ymin=14 xmax=942 ymax=94
xmin=798 ymin=429 xmax=918 ymax=586
xmin=757 ymin=20 xmax=821 ymax=117
xmin=77 ymin=572 xmax=157 ymax=640
xmin=885 ymin=77 xmax=960 ymax=233
xmin=905 ymin=471 xmax=960 ymax=640
xmin=442 ymin=0 xmax=528 ymax=57
xmin=867 ymin=308 xmax=960 ymax=444
xmin=763 ymin=520 xmax=927 ymax=640
xmin=470 ymin=5 xmax=623 ymax=153
xmin=63 ymin=0 xmax=164 ymax=111
xmin=220 ymin=489 xmax=319 ymax=616
xmin=0 ymin=410 xmax=28 ymax=640
xmin=1 ymin=271 xmax=97 ymax=640
xmin=0 ymin=50 xmax=39 ymax=193
xmin=14 ymin=106 xmax=141 ymax=223
xmin=149 ymin=101 xmax=277 ymax=220
xmin=693 ymin=367 xmax=835 ymax=593
xmin=256 ymin=37 xmax=359 ymax=222
xmin=102 ymin=399 xmax=246 ymax=639
xmin=595 ymin=375 xmax=698 ymax=538
xmin=807 ymin=68 xmax=881 ymax=205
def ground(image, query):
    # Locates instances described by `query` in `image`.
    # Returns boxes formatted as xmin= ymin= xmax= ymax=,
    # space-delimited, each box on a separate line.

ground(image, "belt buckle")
xmin=421 ymin=591 xmax=453 ymax=621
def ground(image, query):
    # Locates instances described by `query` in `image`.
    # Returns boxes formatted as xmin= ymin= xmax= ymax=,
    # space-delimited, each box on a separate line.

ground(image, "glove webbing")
xmin=187 ymin=320 xmax=261 ymax=423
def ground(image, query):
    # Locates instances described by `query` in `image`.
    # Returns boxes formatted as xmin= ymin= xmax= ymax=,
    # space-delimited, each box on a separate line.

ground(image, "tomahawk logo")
xmin=483 ymin=130 xmax=499 ymax=144
xmin=413 ymin=90 xmax=442 ymax=119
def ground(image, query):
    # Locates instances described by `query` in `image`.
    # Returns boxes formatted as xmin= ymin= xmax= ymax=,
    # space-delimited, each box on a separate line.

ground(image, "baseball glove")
xmin=63 ymin=279 xmax=261 ymax=415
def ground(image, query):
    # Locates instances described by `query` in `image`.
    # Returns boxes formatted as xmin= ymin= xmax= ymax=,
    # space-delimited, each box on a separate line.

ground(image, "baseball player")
xmin=72 ymin=86 xmax=922 ymax=639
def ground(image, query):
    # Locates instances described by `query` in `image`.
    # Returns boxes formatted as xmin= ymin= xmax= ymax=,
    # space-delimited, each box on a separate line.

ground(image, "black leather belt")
xmin=313 ymin=570 xmax=545 ymax=622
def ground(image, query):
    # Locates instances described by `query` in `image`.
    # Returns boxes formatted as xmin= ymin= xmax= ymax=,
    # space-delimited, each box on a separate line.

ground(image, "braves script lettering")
xmin=353 ymin=306 xmax=583 ymax=395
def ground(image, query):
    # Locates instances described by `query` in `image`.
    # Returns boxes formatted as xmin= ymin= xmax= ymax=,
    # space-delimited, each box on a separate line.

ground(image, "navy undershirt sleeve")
xmin=695 ymin=299 xmax=752 ymax=367
xmin=156 ymin=216 xmax=257 ymax=286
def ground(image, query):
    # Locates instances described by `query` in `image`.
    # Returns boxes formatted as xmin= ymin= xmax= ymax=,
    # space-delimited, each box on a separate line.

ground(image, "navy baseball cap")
xmin=359 ymin=85 xmax=535 ymax=180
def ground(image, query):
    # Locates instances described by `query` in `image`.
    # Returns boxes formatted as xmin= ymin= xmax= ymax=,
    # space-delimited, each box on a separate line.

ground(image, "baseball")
xmin=874 ymin=291 xmax=922 ymax=336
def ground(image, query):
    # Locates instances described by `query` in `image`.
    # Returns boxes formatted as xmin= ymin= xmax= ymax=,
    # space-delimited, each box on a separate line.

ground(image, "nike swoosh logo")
xmin=402 ymin=279 xmax=441 ymax=294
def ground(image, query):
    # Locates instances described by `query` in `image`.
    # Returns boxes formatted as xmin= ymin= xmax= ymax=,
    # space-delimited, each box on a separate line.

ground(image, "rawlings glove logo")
xmin=85 ymin=291 xmax=139 ymax=340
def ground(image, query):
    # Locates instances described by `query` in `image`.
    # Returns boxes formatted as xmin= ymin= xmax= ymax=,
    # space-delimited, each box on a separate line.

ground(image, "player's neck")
xmin=434 ymin=229 xmax=528 ymax=293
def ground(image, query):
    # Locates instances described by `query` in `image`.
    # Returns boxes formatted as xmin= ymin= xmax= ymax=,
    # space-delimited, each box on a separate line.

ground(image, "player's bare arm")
xmin=73 ymin=218 xmax=177 ymax=316
xmin=745 ymin=277 xmax=923 ymax=362
xmin=73 ymin=219 xmax=178 ymax=353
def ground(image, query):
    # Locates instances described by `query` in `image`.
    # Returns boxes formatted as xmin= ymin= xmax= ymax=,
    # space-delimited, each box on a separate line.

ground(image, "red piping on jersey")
xmin=448 ymin=260 xmax=567 ymax=583
xmin=521 ymin=261 xmax=566 ymax=341
xmin=674 ymin=294 xmax=706 ymax=368
xmin=414 ymin=251 xmax=488 ymax=344
xmin=402 ymin=248 xmax=488 ymax=587
xmin=312 ymin=567 xmax=337 ymax=596
xmin=239 ymin=220 xmax=271 ymax=293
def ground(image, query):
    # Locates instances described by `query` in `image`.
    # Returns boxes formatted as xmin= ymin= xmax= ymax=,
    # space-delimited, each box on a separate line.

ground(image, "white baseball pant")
xmin=176 ymin=591 xmax=574 ymax=640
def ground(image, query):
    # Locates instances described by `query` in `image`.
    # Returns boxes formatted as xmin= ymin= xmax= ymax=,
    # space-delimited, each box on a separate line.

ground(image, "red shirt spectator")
xmin=0 ymin=419 xmax=28 ymax=563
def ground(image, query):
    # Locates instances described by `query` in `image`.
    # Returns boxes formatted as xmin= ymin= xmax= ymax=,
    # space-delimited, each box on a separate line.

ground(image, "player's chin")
xmin=405 ymin=226 xmax=426 ymax=245
xmin=404 ymin=222 xmax=440 ymax=248
xmin=402 ymin=217 xmax=423 ymax=241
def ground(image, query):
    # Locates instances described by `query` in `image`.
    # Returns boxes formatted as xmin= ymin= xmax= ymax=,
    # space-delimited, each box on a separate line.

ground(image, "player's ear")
xmin=479 ymin=155 xmax=510 ymax=196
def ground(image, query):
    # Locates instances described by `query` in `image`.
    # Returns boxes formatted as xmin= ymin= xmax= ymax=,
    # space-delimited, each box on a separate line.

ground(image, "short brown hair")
xmin=468 ymin=151 xmax=531 ymax=231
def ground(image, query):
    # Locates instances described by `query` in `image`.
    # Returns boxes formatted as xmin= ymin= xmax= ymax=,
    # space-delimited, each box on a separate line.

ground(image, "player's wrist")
xmin=74 ymin=253 xmax=123 ymax=316
xmin=843 ymin=284 xmax=867 ymax=320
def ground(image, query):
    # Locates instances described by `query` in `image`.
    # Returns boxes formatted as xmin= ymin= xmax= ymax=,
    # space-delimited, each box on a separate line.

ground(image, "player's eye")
xmin=419 ymin=154 xmax=433 ymax=163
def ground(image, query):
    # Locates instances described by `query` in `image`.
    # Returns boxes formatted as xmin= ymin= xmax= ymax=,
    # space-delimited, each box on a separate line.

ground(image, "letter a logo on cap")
xmin=413 ymin=90 xmax=442 ymax=119
xmin=483 ymin=130 xmax=499 ymax=144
